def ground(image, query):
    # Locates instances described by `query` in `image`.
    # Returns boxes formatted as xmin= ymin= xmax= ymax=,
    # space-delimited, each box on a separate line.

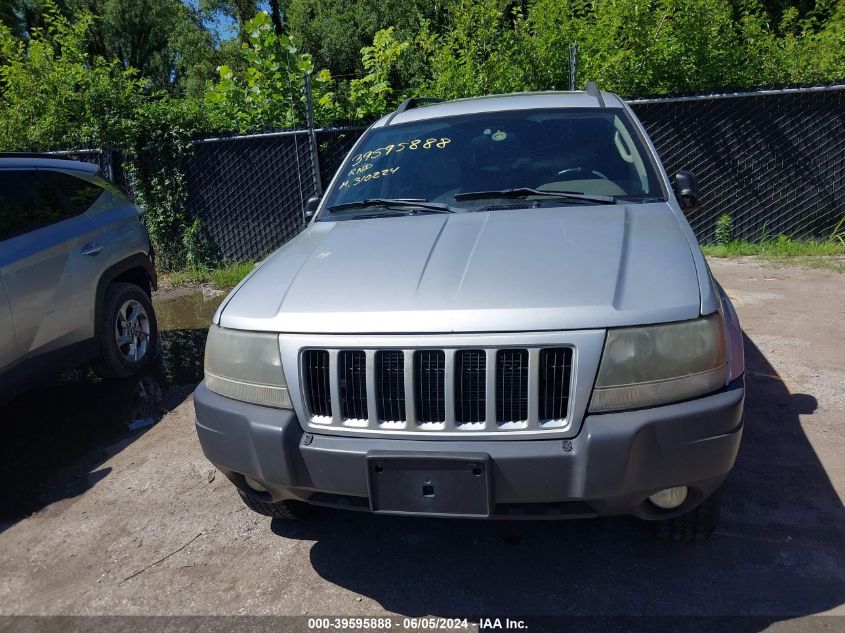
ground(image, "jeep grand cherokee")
xmin=193 ymin=85 xmax=744 ymax=542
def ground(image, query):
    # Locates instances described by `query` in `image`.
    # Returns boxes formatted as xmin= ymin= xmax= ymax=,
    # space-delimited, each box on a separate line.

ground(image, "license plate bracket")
xmin=367 ymin=452 xmax=492 ymax=518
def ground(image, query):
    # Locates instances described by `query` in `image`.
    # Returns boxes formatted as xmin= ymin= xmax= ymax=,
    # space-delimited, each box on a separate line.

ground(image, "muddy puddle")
xmin=0 ymin=288 xmax=225 ymax=525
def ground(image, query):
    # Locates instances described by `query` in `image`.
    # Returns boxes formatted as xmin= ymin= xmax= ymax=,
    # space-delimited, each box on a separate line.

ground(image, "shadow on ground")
xmin=270 ymin=335 xmax=845 ymax=623
xmin=0 ymin=327 xmax=207 ymax=529
xmin=0 ymin=289 xmax=223 ymax=529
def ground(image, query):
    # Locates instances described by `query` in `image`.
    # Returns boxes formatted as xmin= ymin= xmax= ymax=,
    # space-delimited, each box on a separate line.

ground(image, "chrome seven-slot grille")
xmin=301 ymin=347 xmax=573 ymax=433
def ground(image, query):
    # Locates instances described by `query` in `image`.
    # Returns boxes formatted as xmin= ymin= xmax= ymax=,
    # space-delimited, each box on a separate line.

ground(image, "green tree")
xmin=82 ymin=0 xmax=219 ymax=96
xmin=285 ymin=0 xmax=445 ymax=91
xmin=1 ymin=0 xmax=221 ymax=96
xmin=200 ymin=0 xmax=260 ymax=38
xmin=204 ymin=13 xmax=415 ymax=129
xmin=420 ymin=0 xmax=844 ymax=100
xmin=418 ymin=0 xmax=528 ymax=98
xmin=204 ymin=11 xmax=317 ymax=131
xmin=0 ymin=0 xmax=74 ymax=40
xmin=0 ymin=4 xmax=143 ymax=149
xmin=345 ymin=27 xmax=410 ymax=120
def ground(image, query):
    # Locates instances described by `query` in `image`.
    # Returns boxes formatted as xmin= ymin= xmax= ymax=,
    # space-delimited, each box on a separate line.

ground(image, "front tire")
xmin=656 ymin=491 xmax=722 ymax=542
xmin=94 ymin=283 xmax=158 ymax=378
xmin=237 ymin=490 xmax=315 ymax=519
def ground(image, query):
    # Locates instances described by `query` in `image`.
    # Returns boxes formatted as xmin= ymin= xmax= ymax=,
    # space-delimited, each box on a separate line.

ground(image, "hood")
xmin=219 ymin=203 xmax=703 ymax=334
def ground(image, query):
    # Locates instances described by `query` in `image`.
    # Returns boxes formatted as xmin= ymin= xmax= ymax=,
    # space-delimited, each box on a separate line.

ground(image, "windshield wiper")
xmin=455 ymin=188 xmax=616 ymax=205
xmin=328 ymin=198 xmax=455 ymax=214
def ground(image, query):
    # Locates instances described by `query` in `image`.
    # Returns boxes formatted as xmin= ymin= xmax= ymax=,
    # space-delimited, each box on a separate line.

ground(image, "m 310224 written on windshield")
xmin=337 ymin=137 xmax=452 ymax=190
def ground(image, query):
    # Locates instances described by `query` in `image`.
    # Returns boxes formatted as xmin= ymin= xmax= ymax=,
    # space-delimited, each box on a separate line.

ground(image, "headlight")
xmin=589 ymin=314 xmax=728 ymax=413
xmin=204 ymin=325 xmax=291 ymax=408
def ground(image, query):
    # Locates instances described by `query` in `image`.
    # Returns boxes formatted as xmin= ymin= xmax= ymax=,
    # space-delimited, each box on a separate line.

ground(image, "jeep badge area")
xmin=194 ymin=87 xmax=744 ymax=541
xmin=0 ymin=156 xmax=158 ymax=399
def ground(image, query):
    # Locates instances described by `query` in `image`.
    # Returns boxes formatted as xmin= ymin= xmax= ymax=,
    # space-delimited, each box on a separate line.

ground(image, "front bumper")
xmin=194 ymin=378 xmax=744 ymax=520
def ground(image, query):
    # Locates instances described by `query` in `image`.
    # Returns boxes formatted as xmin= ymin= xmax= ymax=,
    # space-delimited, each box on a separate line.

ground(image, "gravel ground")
xmin=0 ymin=259 xmax=843 ymax=628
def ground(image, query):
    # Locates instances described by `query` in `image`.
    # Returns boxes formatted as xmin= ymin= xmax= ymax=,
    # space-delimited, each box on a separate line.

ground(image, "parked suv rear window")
xmin=322 ymin=108 xmax=664 ymax=214
xmin=40 ymin=170 xmax=104 ymax=215
xmin=0 ymin=170 xmax=103 ymax=241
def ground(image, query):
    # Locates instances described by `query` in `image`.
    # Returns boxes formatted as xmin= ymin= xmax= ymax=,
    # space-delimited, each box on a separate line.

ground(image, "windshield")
xmin=320 ymin=108 xmax=664 ymax=217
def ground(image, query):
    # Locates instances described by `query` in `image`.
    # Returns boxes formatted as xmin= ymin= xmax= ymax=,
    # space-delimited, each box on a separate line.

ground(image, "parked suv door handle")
xmin=80 ymin=243 xmax=104 ymax=256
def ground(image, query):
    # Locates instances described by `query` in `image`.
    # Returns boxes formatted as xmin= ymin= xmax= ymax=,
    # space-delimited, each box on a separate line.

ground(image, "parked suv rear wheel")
xmin=94 ymin=283 xmax=158 ymax=378
xmin=656 ymin=491 xmax=722 ymax=542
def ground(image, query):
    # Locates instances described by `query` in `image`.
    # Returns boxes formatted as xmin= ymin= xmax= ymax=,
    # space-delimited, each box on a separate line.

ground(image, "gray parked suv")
xmin=0 ymin=156 xmax=157 ymax=399
xmin=194 ymin=86 xmax=745 ymax=541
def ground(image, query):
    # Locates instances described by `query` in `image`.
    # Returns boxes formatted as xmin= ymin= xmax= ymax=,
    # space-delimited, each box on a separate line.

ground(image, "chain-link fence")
xmin=182 ymin=131 xmax=316 ymax=261
xmin=179 ymin=126 xmax=366 ymax=261
xmin=172 ymin=85 xmax=844 ymax=261
xmin=315 ymin=126 xmax=369 ymax=189
xmin=631 ymin=86 xmax=844 ymax=243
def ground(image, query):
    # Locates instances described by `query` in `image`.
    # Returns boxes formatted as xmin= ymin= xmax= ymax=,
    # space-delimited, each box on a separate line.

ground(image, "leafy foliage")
xmin=420 ymin=0 xmax=845 ymax=99
xmin=117 ymin=98 xmax=211 ymax=270
xmin=284 ymin=0 xmax=444 ymax=91
xmin=205 ymin=11 xmax=316 ymax=132
xmin=0 ymin=5 xmax=143 ymax=149
xmin=715 ymin=214 xmax=734 ymax=246
xmin=85 ymin=0 xmax=219 ymax=96
xmin=200 ymin=0 xmax=260 ymax=33
xmin=344 ymin=27 xmax=410 ymax=121
xmin=2 ymin=0 xmax=224 ymax=96
xmin=205 ymin=15 xmax=411 ymax=128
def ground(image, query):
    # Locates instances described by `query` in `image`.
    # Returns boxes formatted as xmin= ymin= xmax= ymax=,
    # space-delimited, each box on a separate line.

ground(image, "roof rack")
xmin=384 ymin=97 xmax=443 ymax=125
xmin=0 ymin=152 xmax=100 ymax=173
xmin=395 ymin=97 xmax=443 ymax=113
xmin=584 ymin=82 xmax=606 ymax=108
xmin=0 ymin=151 xmax=84 ymax=160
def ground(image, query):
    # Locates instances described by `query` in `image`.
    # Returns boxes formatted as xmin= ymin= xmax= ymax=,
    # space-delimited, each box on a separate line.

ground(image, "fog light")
xmin=649 ymin=486 xmax=688 ymax=510
xmin=244 ymin=476 xmax=268 ymax=493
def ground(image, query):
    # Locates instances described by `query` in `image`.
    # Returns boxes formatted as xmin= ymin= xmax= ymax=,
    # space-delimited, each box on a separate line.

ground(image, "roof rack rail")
xmin=0 ymin=152 xmax=100 ymax=174
xmin=395 ymin=97 xmax=443 ymax=113
xmin=0 ymin=151 xmax=85 ymax=160
xmin=584 ymin=82 xmax=606 ymax=108
xmin=384 ymin=97 xmax=443 ymax=125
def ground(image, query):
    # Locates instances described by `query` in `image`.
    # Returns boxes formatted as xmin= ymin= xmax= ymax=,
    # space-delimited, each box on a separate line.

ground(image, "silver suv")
xmin=0 ymin=156 xmax=158 ymax=399
xmin=194 ymin=87 xmax=745 ymax=541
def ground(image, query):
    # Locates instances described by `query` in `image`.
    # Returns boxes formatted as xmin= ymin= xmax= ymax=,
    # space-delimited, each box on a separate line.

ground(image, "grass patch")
xmin=209 ymin=262 xmax=256 ymax=288
xmin=702 ymin=235 xmax=845 ymax=272
xmin=702 ymin=235 xmax=845 ymax=258
xmin=163 ymin=261 xmax=256 ymax=289
xmin=166 ymin=267 xmax=210 ymax=286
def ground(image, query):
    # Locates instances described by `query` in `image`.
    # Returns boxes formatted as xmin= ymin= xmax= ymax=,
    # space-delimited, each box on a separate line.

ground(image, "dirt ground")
xmin=0 ymin=259 xmax=843 ymax=628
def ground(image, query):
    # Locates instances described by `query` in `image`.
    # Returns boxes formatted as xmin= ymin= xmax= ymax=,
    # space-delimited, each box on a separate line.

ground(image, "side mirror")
xmin=674 ymin=170 xmax=700 ymax=212
xmin=303 ymin=195 xmax=321 ymax=221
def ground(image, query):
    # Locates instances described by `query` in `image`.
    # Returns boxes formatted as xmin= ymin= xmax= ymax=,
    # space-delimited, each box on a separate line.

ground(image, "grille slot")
xmin=496 ymin=349 xmax=529 ymax=423
xmin=299 ymin=342 xmax=577 ymax=435
xmin=303 ymin=350 xmax=331 ymax=417
xmin=414 ymin=350 xmax=446 ymax=423
xmin=339 ymin=350 xmax=368 ymax=420
xmin=539 ymin=348 xmax=573 ymax=420
xmin=455 ymin=350 xmax=486 ymax=424
xmin=375 ymin=351 xmax=406 ymax=422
